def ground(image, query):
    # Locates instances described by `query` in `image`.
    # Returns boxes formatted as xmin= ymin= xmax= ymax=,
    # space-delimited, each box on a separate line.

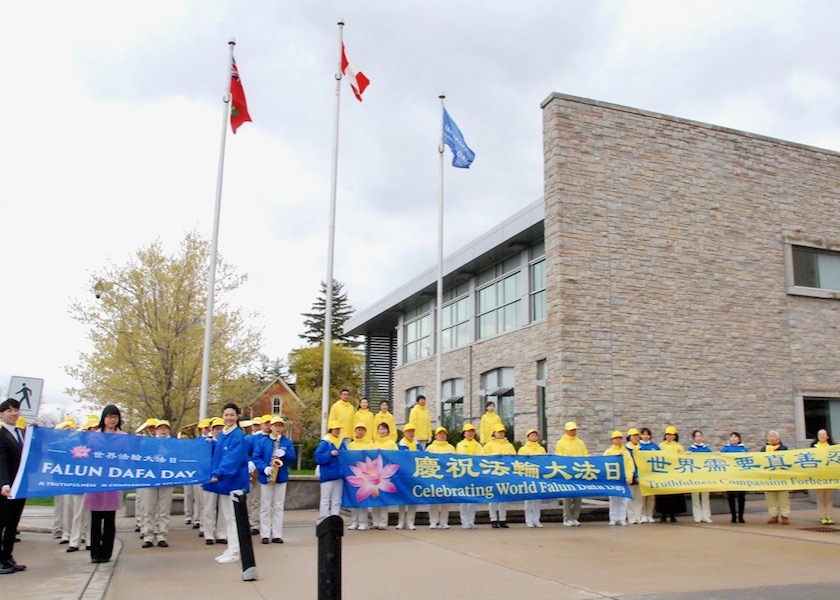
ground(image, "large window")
xmin=442 ymin=296 xmax=470 ymax=350
xmin=405 ymin=386 xmax=426 ymax=421
xmin=803 ymin=396 xmax=840 ymax=441
xmin=272 ymin=396 xmax=282 ymax=415
xmin=530 ymin=259 xmax=546 ymax=322
xmin=481 ymin=367 xmax=515 ymax=442
xmin=403 ymin=312 xmax=432 ymax=364
xmin=477 ymin=272 xmax=522 ymax=339
xmin=441 ymin=378 xmax=464 ymax=443
xmin=793 ymin=246 xmax=840 ymax=292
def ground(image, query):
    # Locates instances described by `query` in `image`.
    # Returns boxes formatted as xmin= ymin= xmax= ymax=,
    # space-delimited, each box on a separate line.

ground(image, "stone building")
xmin=346 ymin=93 xmax=840 ymax=449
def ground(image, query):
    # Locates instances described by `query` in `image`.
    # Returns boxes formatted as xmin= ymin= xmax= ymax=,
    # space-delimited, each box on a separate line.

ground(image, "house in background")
xmin=247 ymin=377 xmax=305 ymax=443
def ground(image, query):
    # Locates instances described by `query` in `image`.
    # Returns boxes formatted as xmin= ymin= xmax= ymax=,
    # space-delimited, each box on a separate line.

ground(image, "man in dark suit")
xmin=0 ymin=398 xmax=27 ymax=574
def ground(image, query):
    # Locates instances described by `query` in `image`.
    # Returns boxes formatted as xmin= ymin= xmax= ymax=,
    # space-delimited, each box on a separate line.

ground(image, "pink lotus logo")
xmin=70 ymin=445 xmax=91 ymax=459
xmin=346 ymin=455 xmax=399 ymax=502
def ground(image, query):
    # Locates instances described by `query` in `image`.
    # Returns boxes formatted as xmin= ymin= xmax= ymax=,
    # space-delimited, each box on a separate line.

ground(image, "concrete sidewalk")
xmin=9 ymin=498 xmax=840 ymax=599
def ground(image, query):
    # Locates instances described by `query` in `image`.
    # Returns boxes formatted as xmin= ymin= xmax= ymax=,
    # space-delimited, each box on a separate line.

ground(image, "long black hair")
xmin=97 ymin=404 xmax=122 ymax=432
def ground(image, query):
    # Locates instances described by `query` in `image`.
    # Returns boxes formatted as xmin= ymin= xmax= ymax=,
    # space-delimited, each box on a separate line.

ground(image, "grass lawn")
xmin=25 ymin=497 xmax=54 ymax=506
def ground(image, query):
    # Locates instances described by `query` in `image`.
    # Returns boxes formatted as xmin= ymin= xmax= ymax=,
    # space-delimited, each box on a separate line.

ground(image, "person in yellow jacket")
xmin=374 ymin=401 xmax=397 ymax=443
xmin=370 ymin=422 xmax=399 ymax=529
xmin=354 ymin=398 xmax=375 ymax=443
xmin=456 ymin=424 xmax=483 ymax=529
xmin=604 ymin=430 xmax=635 ymax=526
xmin=624 ymin=428 xmax=643 ymax=525
xmin=555 ymin=421 xmax=589 ymax=526
xmin=813 ymin=429 xmax=834 ymax=525
xmin=408 ymin=395 xmax=432 ymax=449
xmin=479 ymin=401 xmax=502 ymax=446
xmin=328 ymin=388 xmax=356 ymax=443
xmin=518 ymin=429 xmax=547 ymax=527
xmin=656 ymin=426 xmax=686 ymax=522
xmin=347 ymin=423 xmax=376 ymax=530
xmin=484 ymin=423 xmax=516 ymax=528
xmin=426 ymin=427 xmax=455 ymax=528
xmin=396 ymin=423 xmax=420 ymax=530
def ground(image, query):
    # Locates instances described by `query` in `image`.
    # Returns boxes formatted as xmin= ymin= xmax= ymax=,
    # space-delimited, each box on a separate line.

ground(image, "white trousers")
xmin=142 ymin=486 xmax=174 ymax=542
xmin=53 ymin=495 xmax=64 ymax=537
xmin=488 ymin=502 xmax=507 ymax=522
xmin=459 ymin=503 xmax=476 ymax=527
xmin=184 ymin=484 xmax=195 ymax=521
xmin=428 ymin=504 xmax=449 ymax=527
xmin=259 ymin=482 xmax=287 ymax=539
xmin=397 ymin=505 xmax=416 ymax=528
xmin=523 ymin=499 xmax=542 ymax=526
xmin=192 ymin=484 xmax=204 ymax=524
xmin=627 ymin=485 xmax=643 ymax=523
xmin=218 ymin=493 xmax=240 ymax=555
xmin=691 ymin=492 xmax=712 ymax=522
xmin=371 ymin=506 xmax=388 ymax=528
xmin=609 ymin=496 xmax=628 ymax=523
xmin=60 ymin=493 xmax=74 ymax=541
xmin=248 ymin=480 xmax=261 ymax=528
xmin=319 ymin=480 xmax=343 ymax=518
xmin=68 ymin=494 xmax=89 ymax=548
xmin=202 ymin=490 xmax=227 ymax=540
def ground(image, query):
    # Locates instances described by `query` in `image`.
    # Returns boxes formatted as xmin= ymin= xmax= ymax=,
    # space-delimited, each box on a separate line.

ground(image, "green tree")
xmin=288 ymin=343 xmax=363 ymax=439
xmin=299 ymin=280 xmax=361 ymax=347
xmin=66 ymin=232 xmax=263 ymax=432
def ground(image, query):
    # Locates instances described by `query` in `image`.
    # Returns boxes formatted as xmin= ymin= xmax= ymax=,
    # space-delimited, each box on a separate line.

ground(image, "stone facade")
xmin=542 ymin=93 xmax=840 ymax=448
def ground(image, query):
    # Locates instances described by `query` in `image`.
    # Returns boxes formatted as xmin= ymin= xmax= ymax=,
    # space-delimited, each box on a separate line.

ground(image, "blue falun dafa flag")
xmin=443 ymin=108 xmax=475 ymax=169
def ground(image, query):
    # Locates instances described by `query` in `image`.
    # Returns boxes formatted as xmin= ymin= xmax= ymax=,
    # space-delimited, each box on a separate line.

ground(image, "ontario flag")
xmin=341 ymin=43 xmax=370 ymax=102
xmin=230 ymin=57 xmax=252 ymax=133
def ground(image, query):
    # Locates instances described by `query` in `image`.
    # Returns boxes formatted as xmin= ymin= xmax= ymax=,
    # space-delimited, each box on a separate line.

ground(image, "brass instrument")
xmin=269 ymin=435 xmax=283 ymax=484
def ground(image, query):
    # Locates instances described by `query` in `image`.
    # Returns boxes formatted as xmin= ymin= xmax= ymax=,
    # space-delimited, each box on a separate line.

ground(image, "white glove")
xmin=273 ymin=448 xmax=286 ymax=458
xmin=264 ymin=466 xmax=273 ymax=476
xmin=248 ymin=461 xmax=256 ymax=474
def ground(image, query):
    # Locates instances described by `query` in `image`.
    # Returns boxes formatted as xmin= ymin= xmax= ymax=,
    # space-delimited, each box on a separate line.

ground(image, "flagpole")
xmin=435 ymin=94 xmax=446 ymax=429
xmin=199 ymin=38 xmax=235 ymax=422
xmin=320 ymin=21 xmax=345 ymax=437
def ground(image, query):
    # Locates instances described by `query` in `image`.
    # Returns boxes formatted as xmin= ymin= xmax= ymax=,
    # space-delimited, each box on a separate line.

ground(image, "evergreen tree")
xmin=299 ymin=280 xmax=361 ymax=347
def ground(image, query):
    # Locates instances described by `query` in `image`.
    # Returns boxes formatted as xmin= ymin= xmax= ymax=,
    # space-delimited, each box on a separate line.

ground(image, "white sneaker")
xmin=573 ymin=520 xmax=581 ymax=526
xmin=628 ymin=519 xmax=638 ymax=525
xmin=703 ymin=519 xmax=714 ymax=524
xmin=348 ymin=523 xmax=359 ymax=530
xmin=563 ymin=520 xmax=575 ymax=527
xmin=535 ymin=522 xmax=544 ymax=528
xmin=358 ymin=523 xmax=367 ymax=531
xmin=526 ymin=523 xmax=535 ymax=528
xmin=609 ymin=521 xmax=616 ymax=526
xmin=217 ymin=553 xmax=239 ymax=564
xmin=440 ymin=523 xmax=450 ymax=529
xmin=395 ymin=523 xmax=404 ymax=530
xmin=429 ymin=523 xmax=439 ymax=529
xmin=619 ymin=521 xmax=628 ymax=526
xmin=408 ymin=524 xmax=416 ymax=530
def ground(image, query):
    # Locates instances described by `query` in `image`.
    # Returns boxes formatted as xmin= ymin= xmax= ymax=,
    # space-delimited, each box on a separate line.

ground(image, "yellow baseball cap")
xmin=526 ymin=428 xmax=539 ymax=437
xmin=260 ymin=414 xmax=272 ymax=424
xmin=327 ymin=420 xmax=342 ymax=431
xmin=665 ymin=426 xmax=678 ymax=435
xmin=565 ymin=421 xmax=579 ymax=431
xmin=210 ymin=417 xmax=224 ymax=428
xmin=402 ymin=423 xmax=416 ymax=431
xmin=462 ymin=423 xmax=476 ymax=432
xmin=627 ymin=428 xmax=640 ymax=436
xmin=434 ymin=426 xmax=448 ymax=435
xmin=270 ymin=416 xmax=285 ymax=425
xmin=610 ymin=430 xmax=623 ymax=439
xmin=156 ymin=420 xmax=171 ymax=429
xmin=492 ymin=423 xmax=507 ymax=433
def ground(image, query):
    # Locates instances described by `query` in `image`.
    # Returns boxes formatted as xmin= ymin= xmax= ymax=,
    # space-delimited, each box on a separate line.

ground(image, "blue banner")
xmin=340 ymin=450 xmax=631 ymax=508
xmin=11 ymin=427 xmax=211 ymax=499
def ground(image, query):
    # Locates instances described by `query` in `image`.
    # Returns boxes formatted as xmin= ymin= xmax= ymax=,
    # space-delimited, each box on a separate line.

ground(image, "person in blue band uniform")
xmin=637 ymin=427 xmax=660 ymax=523
xmin=253 ymin=416 xmax=296 ymax=544
xmin=204 ymin=403 xmax=250 ymax=564
xmin=687 ymin=429 xmax=713 ymax=524
xmin=315 ymin=420 xmax=346 ymax=522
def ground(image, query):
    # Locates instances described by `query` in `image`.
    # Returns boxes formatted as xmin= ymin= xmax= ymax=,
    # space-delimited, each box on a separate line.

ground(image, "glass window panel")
xmin=531 ymin=241 xmax=545 ymax=259
xmin=818 ymin=253 xmax=840 ymax=291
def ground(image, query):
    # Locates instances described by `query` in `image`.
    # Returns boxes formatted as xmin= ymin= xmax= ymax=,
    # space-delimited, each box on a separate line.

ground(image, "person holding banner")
xmin=315 ymin=421 xmax=346 ymax=522
xmin=604 ymin=431 xmax=635 ymax=526
xmin=656 ymin=426 xmax=686 ymax=522
xmin=556 ymin=421 xmax=589 ymax=526
xmin=371 ymin=423 xmax=398 ymax=529
xmin=812 ymin=429 xmax=835 ymax=525
xmin=396 ymin=423 xmax=420 ymax=530
xmin=456 ymin=423 xmax=483 ymax=529
xmin=625 ymin=428 xmax=643 ymax=524
xmin=518 ymin=429 xmax=547 ymax=528
xmin=202 ymin=418 xmax=228 ymax=545
xmin=347 ymin=423 xmax=376 ymax=530
xmin=720 ymin=432 xmax=748 ymax=523
xmin=84 ymin=405 xmax=125 ymax=564
xmin=141 ymin=420 xmax=175 ymax=548
xmin=485 ymin=423 xmax=516 ymax=528
xmin=0 ymin=398 xmax=26 ymax=574
xmin=426 ymin=427 xmax=455 ymax=529
xmin=762 ymin=431 xmax=790 ymax=525
xmin=687 ymin=430 xmax=713 ymax=524
xmin=638 ymin=428 xmax=660 ymax=523
xmin=205 ymin=403 xmax=250 ymax=565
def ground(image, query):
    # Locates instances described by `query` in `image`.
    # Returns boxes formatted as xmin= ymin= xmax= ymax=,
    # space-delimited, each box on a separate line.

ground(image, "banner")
xmin=637 ymin=446 xmax=840 ymax=495
xmin=11 ymin=427 xmax=211 ymax=499
xmin=340 ymin=450 xmax=631 ymax=508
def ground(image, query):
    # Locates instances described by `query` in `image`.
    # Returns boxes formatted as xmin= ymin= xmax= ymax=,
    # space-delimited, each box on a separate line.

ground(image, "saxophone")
xmin=269 ymin=435 xmax=283 ymax=484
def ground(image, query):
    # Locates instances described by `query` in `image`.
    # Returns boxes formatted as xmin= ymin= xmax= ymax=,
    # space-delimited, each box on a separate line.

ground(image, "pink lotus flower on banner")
xmin=346 ymin=455 xmax=399 ymax=502
xmin=70 ymin=445 xmax=91 ymax=459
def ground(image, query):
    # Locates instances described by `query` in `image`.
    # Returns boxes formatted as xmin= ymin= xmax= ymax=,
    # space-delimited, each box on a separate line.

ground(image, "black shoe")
xmin=660 ymin=516 xmax=667 ymax=522
xmin=205 ymin=539 xmax=215 ymax=545
xmin=0 ymin=563 xmax=15 ymax=575
xmin=157 ymin=540 xmax=168 ymax=548
xmin=66 ymin=546 xmax=79 ymax=553
xmin=192 ymin=523 xmax=200 ymax=529
xmin=142 ymin=541 xmax=153 ymax=548
xmin=86 ymin=546 xmax=91 ymax=551
xmin=7 ymin=559 xmax=26 ymax=572
xmin=491 ymin=521 xmax=500 ymax=528
xmin=261 ymin=538 xmax=269 ymax=544
xmin=250 ymin=528 xmax=260 ymax=536
xmin=738 ymin=517 xmax=745 ymax=523
xmin=198 ymin=531 xmax=204 ymax=538
xmin=216 ymin=539 xmax=227 ymax=544
xmin=272 ymin=538 xmax=284 ymax=544
xmin=91 ymin=559 xmax=101 ymax=564
xmin=669 ymin=516 xmax=677 ymax=523
xmin=731 ymin=516 xmax=737 ymax=523
xmin=499 ymin=522 xmax=509 ymax=528
xmin=134 ymin=526 xmax=141 ymax=533
xmin=59 ymin=539 xmax=70 ymax=545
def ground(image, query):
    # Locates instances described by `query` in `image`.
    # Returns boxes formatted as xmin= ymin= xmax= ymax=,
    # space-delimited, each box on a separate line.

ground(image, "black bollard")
xmin=317 ymin=515 xmax=344 ymax=600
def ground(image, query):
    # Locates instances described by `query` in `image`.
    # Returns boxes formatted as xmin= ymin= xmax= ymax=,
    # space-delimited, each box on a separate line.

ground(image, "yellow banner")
xmin=637 ymin=446 xmax=840 ymax=495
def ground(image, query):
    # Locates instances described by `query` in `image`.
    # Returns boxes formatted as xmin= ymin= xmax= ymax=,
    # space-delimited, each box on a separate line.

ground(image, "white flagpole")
xmin=435 ymin=94 xmax=446 ymax=428
xmin=199 ymin=39 xmax=235 ymax=421
xmin=320 ymin=21 xmax=345 ymax=437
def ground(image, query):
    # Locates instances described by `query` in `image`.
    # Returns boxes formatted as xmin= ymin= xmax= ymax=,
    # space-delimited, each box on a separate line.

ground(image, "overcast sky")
xmin=3 ymin=0 xmax=840 ymax=419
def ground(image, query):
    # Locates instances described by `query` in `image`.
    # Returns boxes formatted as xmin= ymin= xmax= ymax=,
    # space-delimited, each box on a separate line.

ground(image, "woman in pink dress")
xmin=84 ymin=405 xmax=125 ymax=563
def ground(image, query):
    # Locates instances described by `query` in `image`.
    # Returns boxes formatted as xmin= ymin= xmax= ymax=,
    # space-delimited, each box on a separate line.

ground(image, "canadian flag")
xmin=341 ymin=43 xmax=370 ymax=102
